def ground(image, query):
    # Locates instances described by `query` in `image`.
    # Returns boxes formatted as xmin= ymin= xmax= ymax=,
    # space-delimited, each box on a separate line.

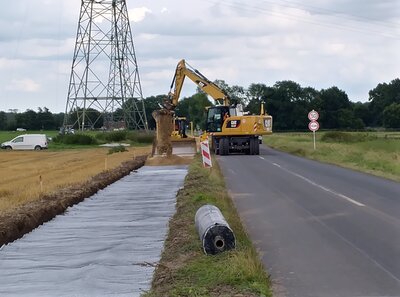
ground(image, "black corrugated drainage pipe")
xmin=195 ymin=204 xmax=236 ymax=255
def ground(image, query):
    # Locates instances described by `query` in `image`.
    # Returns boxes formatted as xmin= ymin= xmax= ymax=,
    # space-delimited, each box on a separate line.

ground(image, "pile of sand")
xmin=152 ymin=109 xmax=173 ymax=156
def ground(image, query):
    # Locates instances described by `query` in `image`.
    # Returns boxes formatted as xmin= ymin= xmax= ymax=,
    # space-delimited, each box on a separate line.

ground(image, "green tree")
xmin=53 ymin=113 xmax=65 ymax=129
xmin=213 ymin=79 xmax=246 ymax=105
xmin=176 ymin=92 xmax=212 ymax=130
xmin=246 ymin=83 xmax=271 ymax=115
xmin=337 ymin=108 xmax=364 ymax=129
xmin=37 ymin=107 xmax=56 ymax=130
xmin=318 ymin=87 xmax=351 ymax=129
xmin=383 ymin=103 xmax=400 ymax=128
xmin=268 ymin=81 xmax=304 ymax=130
xmin=368 ymin=78 xmax=400 ymax=126
xmin=15 ymin=109 xmax=39 ymax=130
xmin=0 ymin=111 xmax=6 ymax=130
xmin=143 ymin=95 xmax=165 ymax=130
xmin=67 ymin=108 xmax=103 ymax=129
xmin=353 ymin=102 xmax=371 ymax=127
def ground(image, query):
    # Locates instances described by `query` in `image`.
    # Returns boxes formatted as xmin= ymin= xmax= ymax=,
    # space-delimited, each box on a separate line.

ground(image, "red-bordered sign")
xmin=308 ymin=110 xmax=319 ymax=121
xmin=308 ymin=120 xmax=319 ymax=132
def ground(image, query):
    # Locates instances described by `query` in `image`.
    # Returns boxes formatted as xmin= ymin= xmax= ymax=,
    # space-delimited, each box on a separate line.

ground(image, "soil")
xmin=0 ymin=155 xmax=147 ymax=247
xmin=152 ymin=109 xmax=173 ymax=156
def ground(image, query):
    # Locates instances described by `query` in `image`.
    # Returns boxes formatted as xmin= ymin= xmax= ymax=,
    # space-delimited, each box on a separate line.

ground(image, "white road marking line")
xmin=229 ymin=168 xmax=237 ymax=175
xmin=269 ymin=161 xmax=365 ymax=207
xmin=259 ymin=156 xmax=265 ymax=160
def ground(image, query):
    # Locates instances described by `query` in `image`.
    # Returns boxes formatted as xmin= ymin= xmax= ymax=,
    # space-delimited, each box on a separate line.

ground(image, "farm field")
xmin=0 ymin=146 xmax=151 ymax=213
xmin=265 ymin=131 xmax=400 ymax=182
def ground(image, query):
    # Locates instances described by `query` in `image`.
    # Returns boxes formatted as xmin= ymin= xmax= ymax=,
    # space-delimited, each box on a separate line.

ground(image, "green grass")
xmin=0 ymin=130 xmax=58 ymax=143
xmin=143 ymin=156 xmax=271 ymax=297
xmin=265 ymin=131 xmax=400 ymax=182
xmin=0 ymin=130 xmax=154 ymax=150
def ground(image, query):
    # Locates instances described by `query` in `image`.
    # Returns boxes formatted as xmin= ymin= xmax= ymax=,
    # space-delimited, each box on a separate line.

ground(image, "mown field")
xmin=264 ymin=131 xmax=400 ymax=182
xmin=0 ymin=146 xmax=151 ymax=213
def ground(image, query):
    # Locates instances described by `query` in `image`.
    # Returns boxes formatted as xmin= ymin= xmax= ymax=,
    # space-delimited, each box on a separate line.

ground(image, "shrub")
xmin=95 ymin=132 xmax=107 ymax=142
xmin=105 ymin=131 xmax=128 ymax=142
xmin=127 ymin=131 xmax=154 ymax=144
xmin=135 ymin=133 xmax=155 ymax=144
xmin=53 ymin=134 xmax=97 ymax=145
xmin=108 ymin=145 xmax=127 ymax=154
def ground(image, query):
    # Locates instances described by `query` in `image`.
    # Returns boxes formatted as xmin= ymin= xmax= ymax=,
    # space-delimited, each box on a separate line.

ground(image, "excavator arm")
xmin=166 ymin=59 xmax=230 ymax=108
xmin=152 ymin=59 xmax=273 ymax=158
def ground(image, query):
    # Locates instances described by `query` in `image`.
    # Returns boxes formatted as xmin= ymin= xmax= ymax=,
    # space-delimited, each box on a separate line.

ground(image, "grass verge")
xmin=265 ymin=131 xmax=400 ymax=182
xmin=143 ymin=156 xmax=271 ymax=297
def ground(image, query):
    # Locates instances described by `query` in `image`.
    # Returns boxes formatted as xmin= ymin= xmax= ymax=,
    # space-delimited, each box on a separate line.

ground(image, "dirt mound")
xmin=0 ymin=156 xmax=147 ymax=247
xmin=145 ymin=154 xmax=193 ymax=166
xmin=152 ymin=109 xmax=173 ymax=156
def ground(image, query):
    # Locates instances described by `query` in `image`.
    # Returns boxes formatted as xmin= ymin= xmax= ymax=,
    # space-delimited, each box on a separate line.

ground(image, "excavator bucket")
xmin=151 ymin=109 xmax=197 ymax=157
xmin=171 ymin=137 xmax=197 ymax=156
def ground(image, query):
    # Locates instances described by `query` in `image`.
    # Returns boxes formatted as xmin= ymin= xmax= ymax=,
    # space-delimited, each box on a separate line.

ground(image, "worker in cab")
xmin=223 ymin=111 xmax=229 ymax=121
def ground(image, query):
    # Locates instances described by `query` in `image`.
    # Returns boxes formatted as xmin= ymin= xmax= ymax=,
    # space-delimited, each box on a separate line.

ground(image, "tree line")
xmin=1 ymin=78 xmax=399 ymax=131
xmin=172 ymin=78 xmax=400 ymax=131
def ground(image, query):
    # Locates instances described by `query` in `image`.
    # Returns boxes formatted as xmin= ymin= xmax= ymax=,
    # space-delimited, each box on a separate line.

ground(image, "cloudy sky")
xmin=0 ymin=0 xmax=399 ymax=113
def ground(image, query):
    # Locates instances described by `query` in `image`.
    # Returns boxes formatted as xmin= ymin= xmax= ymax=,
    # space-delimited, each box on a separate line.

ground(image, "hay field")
xmin=0 ymin=147 xmax=151 ymax=212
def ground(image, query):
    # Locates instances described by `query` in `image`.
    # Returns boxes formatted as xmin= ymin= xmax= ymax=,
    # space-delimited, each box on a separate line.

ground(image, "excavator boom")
xmin=153 ymin=59 xmax=273 ymax=157
xmin=167 ymin=59 xmax=230 ymax=108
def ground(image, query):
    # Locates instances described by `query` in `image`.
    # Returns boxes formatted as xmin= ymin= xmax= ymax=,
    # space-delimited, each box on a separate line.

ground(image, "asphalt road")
xmin=217 ymin=146 xmax=400 ymax=297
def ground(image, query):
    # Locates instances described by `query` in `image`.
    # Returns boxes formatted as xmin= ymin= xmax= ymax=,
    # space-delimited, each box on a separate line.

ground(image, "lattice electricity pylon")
xmin=63 ymin=0 xmax=148 ymax=131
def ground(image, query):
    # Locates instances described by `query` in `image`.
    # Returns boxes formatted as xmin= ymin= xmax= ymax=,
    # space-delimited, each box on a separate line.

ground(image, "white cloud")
xmin=7 ymin=79 xmax=41 ymax=92
xmin=0 ymin=0 xmax=398 ymax=112
xmin=129 ymin=7 xmax=152 ymax=23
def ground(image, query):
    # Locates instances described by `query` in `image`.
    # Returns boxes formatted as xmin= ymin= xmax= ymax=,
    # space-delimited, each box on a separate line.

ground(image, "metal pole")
xmin=313 ymin=131 xmax=316 ymax=150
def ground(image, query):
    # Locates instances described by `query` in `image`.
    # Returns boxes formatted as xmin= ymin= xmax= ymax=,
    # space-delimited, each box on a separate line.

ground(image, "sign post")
xmin=308 ymin=110 xmax=319 ymax=150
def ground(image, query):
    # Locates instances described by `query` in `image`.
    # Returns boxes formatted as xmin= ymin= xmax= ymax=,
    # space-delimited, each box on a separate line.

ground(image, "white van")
xmin=1 ymin=134 xmax=48 ymax=150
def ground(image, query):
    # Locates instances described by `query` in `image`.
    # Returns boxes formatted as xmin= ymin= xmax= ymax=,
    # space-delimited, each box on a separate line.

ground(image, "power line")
xmin=204 ymin=0 xmax=399 ymax=40
xmin=261 ymin=0 xmax=400 ymax=29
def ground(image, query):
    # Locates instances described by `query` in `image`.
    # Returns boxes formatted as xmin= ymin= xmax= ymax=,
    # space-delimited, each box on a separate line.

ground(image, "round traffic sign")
xmin=308 ymin=110 xmax=319 ymax=121
xmin=308 ymin=120 xmax=319 ymax=132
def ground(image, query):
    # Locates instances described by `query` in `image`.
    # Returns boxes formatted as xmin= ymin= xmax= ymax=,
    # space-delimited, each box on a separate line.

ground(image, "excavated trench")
xmin=0 ymin=158 xmax=188 ymax=296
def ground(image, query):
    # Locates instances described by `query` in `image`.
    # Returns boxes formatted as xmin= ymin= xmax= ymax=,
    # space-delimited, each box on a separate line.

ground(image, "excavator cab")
xmin=172 ymin=117 xmax=188 ymax=138
xmin=206 ymin=106 xmax=230 ymax=132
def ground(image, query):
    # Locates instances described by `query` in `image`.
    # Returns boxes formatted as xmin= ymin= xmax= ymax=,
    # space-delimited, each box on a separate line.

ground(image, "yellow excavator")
xmin=152 ymin=59 xmax=273 ymax=156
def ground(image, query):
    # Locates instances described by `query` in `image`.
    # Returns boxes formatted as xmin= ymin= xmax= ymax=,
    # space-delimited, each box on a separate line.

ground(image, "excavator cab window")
xmin=206 ymin=106 xmax=230 ymax=132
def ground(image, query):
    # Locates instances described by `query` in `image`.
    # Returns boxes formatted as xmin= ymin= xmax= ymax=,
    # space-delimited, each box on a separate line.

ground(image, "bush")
xmin=95 ymin=132 xmax=107 ymax=142
xmin=95 ymin=130 xmax=154 ymax=144
xmin=127 ymin=131 xmax=154 ymax=144
xmin=135 ymin=133 xmax=155 ymax=144
xmin=108 ymin=145 xmax=127 ymax=154
xmin=103 ymin=131 xmax=128 ymax=142
xmin=53 ymin=134 xmax=97 ymax=145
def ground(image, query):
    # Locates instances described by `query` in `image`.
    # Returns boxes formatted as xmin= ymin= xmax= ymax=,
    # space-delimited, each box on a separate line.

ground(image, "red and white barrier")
xmin=200 ymin=139 xmax=212 ymax=168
